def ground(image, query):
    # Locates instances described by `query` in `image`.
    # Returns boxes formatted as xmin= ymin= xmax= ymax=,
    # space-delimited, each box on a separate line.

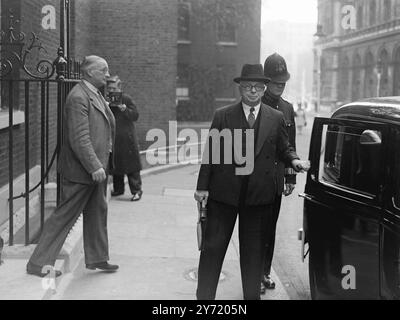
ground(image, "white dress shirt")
xmin=242 ymin=102 xmax=261 ymax=122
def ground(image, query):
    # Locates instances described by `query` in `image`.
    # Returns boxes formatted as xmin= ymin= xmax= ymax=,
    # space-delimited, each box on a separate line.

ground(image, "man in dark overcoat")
xmin=106 ymin=76 xmax=143 ymax=201
xmin=260 ymin=53 xmax=298 ymax=293
xmin=194 ymin=64 xmax=309 ymax=300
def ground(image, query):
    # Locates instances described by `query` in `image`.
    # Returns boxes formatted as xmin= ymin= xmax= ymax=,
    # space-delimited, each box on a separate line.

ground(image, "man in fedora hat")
xmin=260 ymin=53 xmax=298 ymax=294
xmin=194 ymin=63 xmax=309 ymax=300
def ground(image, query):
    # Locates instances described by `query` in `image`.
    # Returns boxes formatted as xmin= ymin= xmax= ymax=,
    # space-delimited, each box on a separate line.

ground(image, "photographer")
xmin=106 ymin=76 xmax=143 ymax=201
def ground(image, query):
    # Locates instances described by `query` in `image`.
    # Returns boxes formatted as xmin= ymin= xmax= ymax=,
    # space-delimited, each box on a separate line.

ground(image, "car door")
xmin=381 ymin=126 xmax=400 ymax=300
xmin=304 ymin=117 xmax=388 ymax=300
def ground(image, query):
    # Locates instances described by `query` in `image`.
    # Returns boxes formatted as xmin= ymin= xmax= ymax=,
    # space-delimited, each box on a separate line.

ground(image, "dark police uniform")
xmin=261 ymin=53 xmax=297 ymax=291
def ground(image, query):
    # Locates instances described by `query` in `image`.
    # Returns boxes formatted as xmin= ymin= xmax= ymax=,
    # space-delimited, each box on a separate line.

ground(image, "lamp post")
xmin=313 ymin=24 xmax=326 ymax=113
xmin=375 ymin=59 xmax=383 ymax=97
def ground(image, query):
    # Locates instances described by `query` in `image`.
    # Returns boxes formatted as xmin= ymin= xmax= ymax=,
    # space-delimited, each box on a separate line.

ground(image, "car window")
xmin=393 ymin=129 xmax=400 ymax=208
xmin=318 ymin=124 xmax=382 ymax=195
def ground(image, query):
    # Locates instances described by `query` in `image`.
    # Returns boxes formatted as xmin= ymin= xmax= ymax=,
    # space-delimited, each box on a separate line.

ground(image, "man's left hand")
xmin=283 ymin=183 xmax=295 ymax=196
xmin=118 ymin=104 xmax=127 ymax=112
xmin=291 ymin=159 xmax=310 ymax=173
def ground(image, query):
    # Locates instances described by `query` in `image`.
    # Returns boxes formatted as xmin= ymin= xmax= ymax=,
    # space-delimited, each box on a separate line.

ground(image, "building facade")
xmin=314 ymin=0 xmax=400 ymax=109
xmin=0 ymin=0 xmax=178 ymax=189
xmin=176 ymin=0 xmax=261 ymax=121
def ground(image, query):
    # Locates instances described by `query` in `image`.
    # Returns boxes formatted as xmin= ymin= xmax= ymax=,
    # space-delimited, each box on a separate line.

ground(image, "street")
xmin=272 ymin=113 xmax=314 ymax=300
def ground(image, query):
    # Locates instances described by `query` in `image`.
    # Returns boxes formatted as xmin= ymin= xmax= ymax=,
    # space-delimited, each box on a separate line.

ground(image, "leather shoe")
xmin=86 ymin=261 xmax=119 ymax=272
xmin=260 ymin=282 xmax=266 ymax=295
xmin=26 ymin=262 xmax=62 ymax=278
xmin=131 ymin=190 xmax=143 ymax=202
xmin=111 ymin=191 xmax=123 ymax=197
xmin=262 ymin=274 xmax=276 ymax=290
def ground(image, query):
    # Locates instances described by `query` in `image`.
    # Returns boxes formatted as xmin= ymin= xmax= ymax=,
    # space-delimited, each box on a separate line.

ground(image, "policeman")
xmin=261 ymin=53 xmax=297 ymax=294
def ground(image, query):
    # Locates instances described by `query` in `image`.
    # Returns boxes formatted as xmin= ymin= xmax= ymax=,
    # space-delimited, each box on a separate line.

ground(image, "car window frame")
xmin=310 ymin=117 xmax=389 ymax=203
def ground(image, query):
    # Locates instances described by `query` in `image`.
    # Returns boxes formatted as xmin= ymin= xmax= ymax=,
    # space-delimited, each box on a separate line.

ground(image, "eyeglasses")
xmin=239 ymin=83 xmax=266 ymax=92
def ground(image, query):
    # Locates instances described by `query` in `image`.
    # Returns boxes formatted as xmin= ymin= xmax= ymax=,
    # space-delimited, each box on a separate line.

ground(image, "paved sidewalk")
xmin=50 ymin=164 xmax=290 ymax=300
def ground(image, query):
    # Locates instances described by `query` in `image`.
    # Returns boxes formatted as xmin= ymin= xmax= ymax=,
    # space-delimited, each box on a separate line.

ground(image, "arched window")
xmin=393 ymin=46 xmax=400 ymax=95
xmin=341 ymin=56 xmax=350 ymax=101
xmin=379 ymin=49 xmax=389 ymax=97
xmin=369 ymin=0 xmax=376 ymax=26
xmin=364 ymin=51 xmax=375 ymax=98
xmin=357 ymin=4 xmax=363 ymax=29
xmin=352 ymin=53 xmax=362 ymax=100
xmin=384 ymin=0 xmax=392 ymax=21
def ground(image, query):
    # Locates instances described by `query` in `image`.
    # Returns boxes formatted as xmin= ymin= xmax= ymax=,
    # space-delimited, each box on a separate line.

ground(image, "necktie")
xmin=248 ymin=107 xmax=256 ymax=128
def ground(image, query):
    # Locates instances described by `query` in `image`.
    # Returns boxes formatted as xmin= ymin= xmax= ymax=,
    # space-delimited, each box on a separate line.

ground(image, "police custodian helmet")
xmin=264 ymin=53 xmax=291 ymax=83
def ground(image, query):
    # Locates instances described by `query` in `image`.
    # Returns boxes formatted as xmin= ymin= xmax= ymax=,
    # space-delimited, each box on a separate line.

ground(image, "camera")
xmin=108 ymin=91 xmax=123 ymax=107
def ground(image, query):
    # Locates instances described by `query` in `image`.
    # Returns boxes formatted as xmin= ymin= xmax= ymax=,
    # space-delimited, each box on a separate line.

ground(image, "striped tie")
xmin=248 ymin=107 xmax=256 ymax=128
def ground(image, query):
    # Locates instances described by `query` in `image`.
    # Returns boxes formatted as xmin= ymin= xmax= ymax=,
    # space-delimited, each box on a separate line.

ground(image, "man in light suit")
xmin=194 ymin=64 xmax=309 ymax=300
xmin=26 ymin=55 xmax=119 ymax=277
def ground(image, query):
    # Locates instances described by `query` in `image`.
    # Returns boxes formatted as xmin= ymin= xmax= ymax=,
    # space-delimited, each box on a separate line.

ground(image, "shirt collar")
xmin=82 ymin=79 xmax=100 ymax=95
xmin=242 ymin=101 xmax=261 ymax=119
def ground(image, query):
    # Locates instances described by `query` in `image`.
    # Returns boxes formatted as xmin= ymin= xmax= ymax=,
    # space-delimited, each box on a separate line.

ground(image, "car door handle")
xmin=299 ymin=193 xmax=314 ymax=201
xmin=392 ymin=197 xmax=400 ymax=211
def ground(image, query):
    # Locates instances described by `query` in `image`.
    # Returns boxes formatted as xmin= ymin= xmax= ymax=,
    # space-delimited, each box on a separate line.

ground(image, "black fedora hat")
xmin=234 ymin=64 xmax=269 ymax=84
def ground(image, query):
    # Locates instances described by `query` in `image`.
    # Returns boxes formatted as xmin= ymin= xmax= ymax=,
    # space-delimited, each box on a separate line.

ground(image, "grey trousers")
xmin=28 ymin=178 xmax=109 ymax=267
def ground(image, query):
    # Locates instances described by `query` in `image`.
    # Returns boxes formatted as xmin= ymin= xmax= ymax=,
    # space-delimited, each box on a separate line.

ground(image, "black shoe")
xmin=260 ymin=282 xmax=266 ymax=295
xmin=262 ymin=274 xmax=276 ymax=290
xmin=26 ymin=262 xmax=62 ymax=278
xmin=86 ymin=261 xmax=119 ymax=272
xmin=131 ymin=190 xmax=143 ymax=202
xmin=111 ymin=191 xmax=124 ymax=197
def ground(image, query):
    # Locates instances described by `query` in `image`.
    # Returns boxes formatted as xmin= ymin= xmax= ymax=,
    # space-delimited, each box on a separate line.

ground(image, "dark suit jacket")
xmin=58 ymin=81 xmax=116 ymax=184
xmin=196 ymin=102 xmax=299 ymax=207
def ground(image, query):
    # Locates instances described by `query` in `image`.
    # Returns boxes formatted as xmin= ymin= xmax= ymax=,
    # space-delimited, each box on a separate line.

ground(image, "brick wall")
xmin=177 ymin=0 xmax=261 ymax=121
xmin=0 ymin=0 xmax=61 ymax=188
xmin=0 ymin=0 xmax=179 ymax=191
xmin=84 ymin=0 xmax=178 ymax=149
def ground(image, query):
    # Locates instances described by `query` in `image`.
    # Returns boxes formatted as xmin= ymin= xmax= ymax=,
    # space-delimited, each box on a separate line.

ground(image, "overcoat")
xmin=111 ymin=94 xmax=142 ymax=175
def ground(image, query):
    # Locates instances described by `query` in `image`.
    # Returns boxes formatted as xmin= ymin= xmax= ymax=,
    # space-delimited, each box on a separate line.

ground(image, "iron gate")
xmin=0 ymin=0 xmax=80 ymax=246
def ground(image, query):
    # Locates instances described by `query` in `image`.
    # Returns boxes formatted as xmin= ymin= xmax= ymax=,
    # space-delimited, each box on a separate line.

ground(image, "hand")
xmin=194 ymin=190 xmax=209 ymax=205
xmin=91 ymin=168 xmax=106 ymax=183
xmin=291 ymin=159 xmax=310 ymax=173
xmin=283 ymin=183 xmax=295 ymax=196
xmin=118 ymin=104 xmax=127 ymax=112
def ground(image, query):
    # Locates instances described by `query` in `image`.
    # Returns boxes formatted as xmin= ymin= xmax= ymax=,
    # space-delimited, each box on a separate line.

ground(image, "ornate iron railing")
xmin=0 ymin=1 xmax=80 ymax=246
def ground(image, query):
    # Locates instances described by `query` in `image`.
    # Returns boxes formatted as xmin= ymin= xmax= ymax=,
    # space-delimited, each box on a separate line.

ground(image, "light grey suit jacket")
xmin=58 ymin=81 xmax=116 ymax=184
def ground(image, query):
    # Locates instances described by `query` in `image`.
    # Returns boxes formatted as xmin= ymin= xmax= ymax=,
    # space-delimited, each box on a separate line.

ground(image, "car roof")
xmin=333 ymin=97 xmax=400 ymax=122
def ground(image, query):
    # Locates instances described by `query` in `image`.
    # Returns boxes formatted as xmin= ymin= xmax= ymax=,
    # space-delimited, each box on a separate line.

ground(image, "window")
xmin=384 ymin=0 xmax=392 ymax=21
xmin=177 ymin=63 xmax=189 ymax=87
xmin=341 ymin=57 xmax=350 ymax=101
xmin=217 ymin=20 xmax=236 ymax=43
xmin=177 ymin=63 xmax=189 ymax=101
xmin=215 ymin=64 xmax=236 ymax=99
xmin=352 ymin=54 xmax=362 ymax=100
xmin=319 ymin=124 xmax=383 ymax=195
xmin=357 ymin=5 xmax=363 ymax=29
xmin=392 ymin=129 xmax=400 ymax=208
xmin=369 ymin=0 xmax=376 ymax=25
xmin=364 ymin=52 xmax=375 ymax=98
xmin=178 ymin=0 xmax=190 ymax=41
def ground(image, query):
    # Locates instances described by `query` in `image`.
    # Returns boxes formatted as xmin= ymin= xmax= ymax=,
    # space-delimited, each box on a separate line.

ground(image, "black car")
xmin=300 ymin=98 xmax=400 ymax=300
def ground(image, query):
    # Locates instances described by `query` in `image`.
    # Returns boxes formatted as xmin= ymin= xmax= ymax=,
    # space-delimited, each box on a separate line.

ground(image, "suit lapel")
xmin=227 ymin=103 xmax=246 ymax=164
xmin=80 ymin=82 xmax=109 ymax=121
xmin=255 ymin=104 xmax=274 ymax=158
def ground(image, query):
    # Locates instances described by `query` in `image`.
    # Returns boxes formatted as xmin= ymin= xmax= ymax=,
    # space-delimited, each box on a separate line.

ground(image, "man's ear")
xmin=86 ymin=68 xmax=94 ymax=78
